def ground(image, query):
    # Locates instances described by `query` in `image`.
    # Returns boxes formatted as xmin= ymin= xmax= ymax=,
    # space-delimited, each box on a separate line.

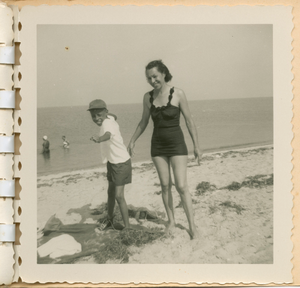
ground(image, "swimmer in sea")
xmin=42 ymin=136 xmax=50 ymax=153
xmin=62 ymin=136 xmax=70 ymax=149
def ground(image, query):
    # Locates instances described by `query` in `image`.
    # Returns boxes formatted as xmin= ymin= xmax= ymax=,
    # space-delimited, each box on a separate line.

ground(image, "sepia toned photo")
xmin=36 ymin=24 xmax=274 ymax=265
xmin=18 ymin=5 xmax=293 ymax=283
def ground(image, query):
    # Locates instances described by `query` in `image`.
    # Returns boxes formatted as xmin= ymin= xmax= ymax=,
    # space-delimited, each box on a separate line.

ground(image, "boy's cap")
xmin=87 ymin=99 xmax=107 ymax=111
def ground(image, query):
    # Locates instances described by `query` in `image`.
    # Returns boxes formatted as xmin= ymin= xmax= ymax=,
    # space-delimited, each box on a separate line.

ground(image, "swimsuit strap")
xmin=149 ymin=90 xmax=154 ymax=105
xmin=168 ymin=87 xmax=175 ymax=105
xmin=150 ymin=87 xmax=174 ymax=106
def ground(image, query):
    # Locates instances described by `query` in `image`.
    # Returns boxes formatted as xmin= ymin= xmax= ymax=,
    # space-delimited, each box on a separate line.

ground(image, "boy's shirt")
xmin=99 ymin=115 xmax=130 ymax=164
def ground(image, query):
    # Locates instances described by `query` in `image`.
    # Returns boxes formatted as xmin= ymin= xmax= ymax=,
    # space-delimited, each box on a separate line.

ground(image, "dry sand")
xmin=37 ymin=146 xmax=273 ymax=264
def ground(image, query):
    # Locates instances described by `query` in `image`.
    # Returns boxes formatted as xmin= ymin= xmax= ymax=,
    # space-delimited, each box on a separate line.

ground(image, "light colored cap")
xmin=43 ymin=136 xmax=47 ymax=140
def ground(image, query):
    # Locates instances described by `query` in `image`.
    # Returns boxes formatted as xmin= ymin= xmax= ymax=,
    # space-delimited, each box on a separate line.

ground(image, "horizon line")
xmin=37 ymin=95 xmax=273 ymax=109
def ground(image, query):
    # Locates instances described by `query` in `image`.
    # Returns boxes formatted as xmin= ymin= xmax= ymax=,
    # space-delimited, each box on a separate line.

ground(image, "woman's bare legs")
xmin=170 ymin=155 xmax=199 ymax=239
xmin=152 ymin=156 xmax=176 ymax=234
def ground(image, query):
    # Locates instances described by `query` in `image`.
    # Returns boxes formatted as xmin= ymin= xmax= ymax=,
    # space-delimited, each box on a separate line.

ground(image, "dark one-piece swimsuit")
xmin=149 ymin=87 xmax=188 ymax=157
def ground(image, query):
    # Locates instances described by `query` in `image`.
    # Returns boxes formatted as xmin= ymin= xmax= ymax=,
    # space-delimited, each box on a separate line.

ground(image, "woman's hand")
xmin=194 ymin=148 xmax=203 ymax=166
xmin=127 ymin=142 xmax=135 ymax=157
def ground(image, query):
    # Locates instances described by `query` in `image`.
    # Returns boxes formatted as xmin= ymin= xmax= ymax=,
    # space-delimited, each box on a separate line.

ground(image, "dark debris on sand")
xmin=222 ymin=174 xmax=273 ymax=191
xmin=195 ymin=182 xmax=217 ymax=196
xmin=93 ymin=228 xmax=165 ymax=264
xmin=209 ymin=200 xmax=246 ymax=215
xmin=39 ymin=201 xmax=167 ymax=264
xmin=193 ymin=174 xmax=273 ymax=194
xmin=219 ymin=201 xmax=246 ymax=215
xmin=92 ymin=202 xmax=165 ymax=223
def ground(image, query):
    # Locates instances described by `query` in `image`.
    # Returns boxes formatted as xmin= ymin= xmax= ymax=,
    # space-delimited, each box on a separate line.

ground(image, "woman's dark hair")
xmin=145 ymin=60 xmax=173 ymax=82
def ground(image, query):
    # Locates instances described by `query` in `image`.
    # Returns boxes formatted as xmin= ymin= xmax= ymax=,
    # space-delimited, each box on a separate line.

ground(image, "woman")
xmin=128 ymin=60 xmax=202 ymax=239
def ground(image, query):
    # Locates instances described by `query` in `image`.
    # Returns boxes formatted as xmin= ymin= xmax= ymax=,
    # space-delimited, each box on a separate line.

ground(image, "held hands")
xmin=127 ymin=142 xmax=135 ymax=157
xmin=90 ymin=136 xmax=101 ymax=143
xmin=194 ymin=148 xmax=203 ymax=166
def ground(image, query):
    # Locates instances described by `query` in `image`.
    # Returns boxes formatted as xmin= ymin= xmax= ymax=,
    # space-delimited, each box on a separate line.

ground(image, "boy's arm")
xmin=90 ymin=132 xmax=111 ymax=143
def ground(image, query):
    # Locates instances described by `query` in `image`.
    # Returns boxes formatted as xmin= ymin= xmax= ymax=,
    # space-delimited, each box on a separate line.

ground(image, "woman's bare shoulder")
xmin=143 ymin=91 xmax=152 ymax=101
xmin=172 ymin=87 xmax=187 ymax=102
xmin=173 ymin=86 xmax=185 ymax=95
xmin=143 ymin=91 xmax=152 ymax=108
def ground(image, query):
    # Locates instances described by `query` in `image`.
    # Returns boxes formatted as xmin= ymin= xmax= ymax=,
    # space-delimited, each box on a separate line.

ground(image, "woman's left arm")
xmin=178 ymin=89 xmax=203 ymax=165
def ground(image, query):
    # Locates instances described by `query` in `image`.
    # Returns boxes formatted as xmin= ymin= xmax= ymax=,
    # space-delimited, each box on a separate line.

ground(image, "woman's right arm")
xmin=127 ymin=93 xmax=151 ymax=156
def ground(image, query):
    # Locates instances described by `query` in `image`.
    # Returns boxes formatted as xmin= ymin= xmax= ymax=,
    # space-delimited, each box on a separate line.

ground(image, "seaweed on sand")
xmin=223 ymin=181 xmax=242 ymax=191
xmin=222 ymin=174 xmax=273 ymax=191
xmin=93 ymin=228 xmax=165 ymax=264
xmin=200 ymin=155 xmax=215 ymax=161
xmin=195 ymin=181 xmax=217 ymax=195
xmin=209 ymin=201 xmax=245 ymax=215
xmin=120 ymin=227 xmax=165 ymax=247
xmin=219 ymin=201 xmax=245 ymax=215
xmin=242 ymin=174 xmax=273 ymax=188
xmin=93 ymin=237 xmax=129 ymax=264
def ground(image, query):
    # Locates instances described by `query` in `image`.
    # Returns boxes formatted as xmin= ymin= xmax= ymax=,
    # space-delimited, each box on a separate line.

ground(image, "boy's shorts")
xmin=106 ymin=158 xmax=132 ymax=186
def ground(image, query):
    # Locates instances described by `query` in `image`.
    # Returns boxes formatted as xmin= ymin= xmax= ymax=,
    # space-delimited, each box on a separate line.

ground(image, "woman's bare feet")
xmin=165 ymin=222 xmax=176 ymax=236
xmin=189 ymin=226 xmax=200 ymax=240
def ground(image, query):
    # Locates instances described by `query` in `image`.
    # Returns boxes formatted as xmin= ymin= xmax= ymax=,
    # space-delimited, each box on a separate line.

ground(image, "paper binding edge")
xmin=0 ymin=2 xmax=20 ymax=285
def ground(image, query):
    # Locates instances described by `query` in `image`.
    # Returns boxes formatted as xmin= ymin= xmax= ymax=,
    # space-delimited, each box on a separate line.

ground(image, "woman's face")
xmin=146 ymin=67 xmax=165 ymax=89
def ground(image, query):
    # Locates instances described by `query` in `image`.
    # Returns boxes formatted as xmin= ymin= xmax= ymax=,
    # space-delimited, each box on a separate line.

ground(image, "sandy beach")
xmin=37 ymin=146 xmax=273 ymax=264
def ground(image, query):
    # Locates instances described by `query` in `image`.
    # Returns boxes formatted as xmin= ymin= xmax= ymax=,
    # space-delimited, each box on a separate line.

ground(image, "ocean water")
xmin=37 ymin=97 xmax=273 ymax=176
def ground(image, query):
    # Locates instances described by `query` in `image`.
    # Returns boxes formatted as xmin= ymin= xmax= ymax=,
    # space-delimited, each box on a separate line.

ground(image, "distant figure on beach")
xmin=42 ymin=136 xmax=50 ymax=154
xmin=62 ymin=136 xmax=70 ymax=149
xmin=128 ymin=60 xmax=202 ymax=239
xmin=88 ymin=99 xmax=132 ymax=231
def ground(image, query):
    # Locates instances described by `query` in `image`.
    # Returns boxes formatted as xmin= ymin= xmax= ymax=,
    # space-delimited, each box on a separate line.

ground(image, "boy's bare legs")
xmin=107 ymin=181 xmax=116 ymax=221
xmin=115 ymin=185 xmax=130 ymax=229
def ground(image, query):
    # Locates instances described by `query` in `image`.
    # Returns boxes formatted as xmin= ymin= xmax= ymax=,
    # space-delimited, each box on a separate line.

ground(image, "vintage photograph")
xmin=35 ymin=24 xmax=274 ymax=265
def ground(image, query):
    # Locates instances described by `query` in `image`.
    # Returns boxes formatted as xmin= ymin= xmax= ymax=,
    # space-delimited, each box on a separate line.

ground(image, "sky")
xmin=37 ymin=24 xmax=272 ymax=108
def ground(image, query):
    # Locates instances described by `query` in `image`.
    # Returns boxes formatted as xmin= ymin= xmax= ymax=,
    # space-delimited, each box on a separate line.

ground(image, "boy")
xmin=88 ymin=99 xmax=131 ymax=230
